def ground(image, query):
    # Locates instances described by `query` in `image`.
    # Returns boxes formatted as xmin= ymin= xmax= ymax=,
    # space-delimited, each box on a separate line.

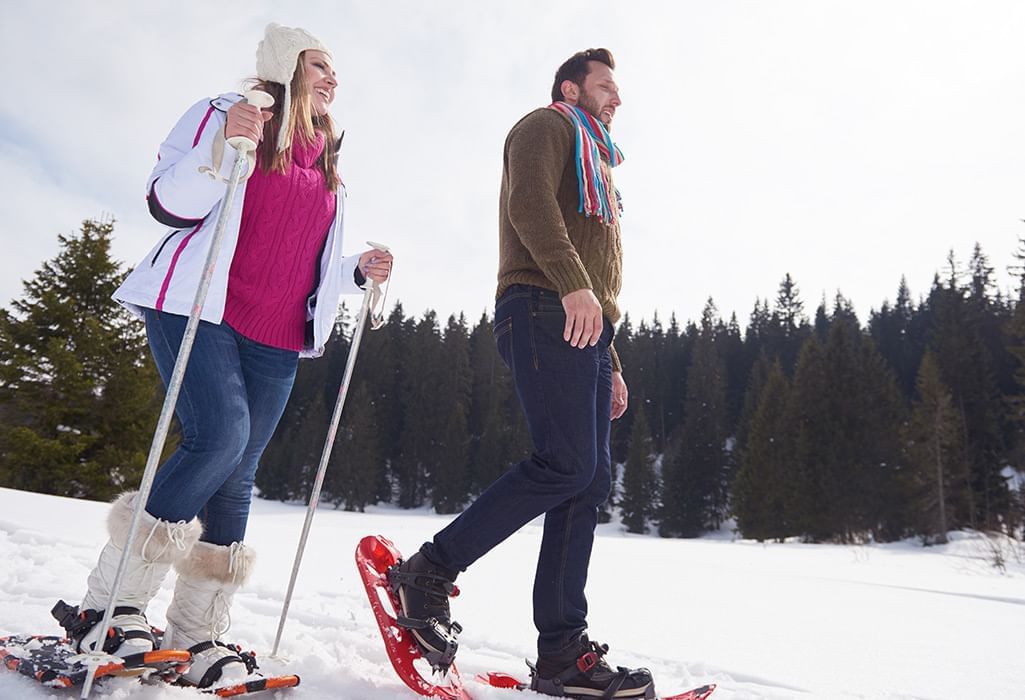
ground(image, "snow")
xmin=0 ymin=487 xmax=1022 ymax=699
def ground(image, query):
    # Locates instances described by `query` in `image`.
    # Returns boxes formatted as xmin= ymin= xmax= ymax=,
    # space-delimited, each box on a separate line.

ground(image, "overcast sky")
xmin=2 ymin=1 xmax=1023 ymax=331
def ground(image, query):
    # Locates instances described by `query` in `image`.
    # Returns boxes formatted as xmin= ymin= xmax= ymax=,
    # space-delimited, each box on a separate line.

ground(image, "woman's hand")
xmin=359 ymin=249 xmax=393 ymax=283
xmin=225 ymin=102 xmax=273 ymax=145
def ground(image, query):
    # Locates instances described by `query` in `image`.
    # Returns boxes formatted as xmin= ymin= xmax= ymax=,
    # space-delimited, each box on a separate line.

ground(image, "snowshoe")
xmin=529 ymin=635 xmax=656 ymax=699
xmin=356 ymin=534 xmax=470 ymax=699
xmin=0 ymin=633 xmax=190 ymax=688
xmin=477 ymin=671 xmax=716 ymax=700
xmin=150 ymin=627 xmax=300 ymax=697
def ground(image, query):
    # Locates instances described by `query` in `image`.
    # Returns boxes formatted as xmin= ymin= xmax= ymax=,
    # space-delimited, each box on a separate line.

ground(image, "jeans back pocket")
xmin=493 ymin=315 xmax=514 ymax=368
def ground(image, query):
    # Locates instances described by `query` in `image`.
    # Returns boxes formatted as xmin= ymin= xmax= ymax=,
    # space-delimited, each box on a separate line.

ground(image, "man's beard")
xmin=577 ymin=91 xmax=612 ymax=130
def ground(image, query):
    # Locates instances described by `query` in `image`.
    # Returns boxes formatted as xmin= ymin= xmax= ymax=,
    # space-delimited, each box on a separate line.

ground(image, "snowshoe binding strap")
xmin=530 ymin=640 xmax=653 ymax=700
xmin=387 ymin=566 xmax=460 ymax=598
xmin=547 ymin=642 xmax=614 ymax=687
xmin=387 ymin=563 xmax=462 ymax=671
xmin=187 ymin=640 xmax=256 ymax=688
xmin=51 ymin=599 xmax=154 ymax=653
xmin=394 ymin=614 xmax=461 ymax=670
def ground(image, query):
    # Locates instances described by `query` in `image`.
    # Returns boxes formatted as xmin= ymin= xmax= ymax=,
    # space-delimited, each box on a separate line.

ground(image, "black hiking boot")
xmin=386 ymin=551 xmax=462 ymax=671
xmin=529 ymin=634 xmax=656 ymax=699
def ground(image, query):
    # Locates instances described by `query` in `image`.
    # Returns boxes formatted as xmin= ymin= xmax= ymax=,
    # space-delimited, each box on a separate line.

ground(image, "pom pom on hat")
xmin=255 ymin=23 xmax=333 ymax=152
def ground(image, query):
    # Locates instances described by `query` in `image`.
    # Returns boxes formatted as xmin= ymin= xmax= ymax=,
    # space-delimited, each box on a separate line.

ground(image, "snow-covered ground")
xmin=0 ymin=486 xmax=1022 ymax=699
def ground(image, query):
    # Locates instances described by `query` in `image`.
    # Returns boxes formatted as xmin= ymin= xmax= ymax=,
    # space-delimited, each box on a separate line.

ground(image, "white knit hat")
xmin=256 ymin=23 xmax=333 ymax=151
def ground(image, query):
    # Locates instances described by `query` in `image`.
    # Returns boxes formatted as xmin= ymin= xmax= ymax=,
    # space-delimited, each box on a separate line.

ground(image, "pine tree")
xmin=928 ymin=256 xmax=1008 ymax=530
xmin=813 ymin=297 xmax=830 ymax=341
xmin=326 ymin=381 xmax=382 ymax=511
xmin=903 ymin=351 xmax=967 ymax=543
xmin=365 ymin=304 xmax=414 ymax=503
xmin=850 ymin=331 xmax=908 ymax=540
xmin=784 ymin=334 xmax=833 ymax=540
xmin=430 ymin=315 xmax=472 ymax=513
xmin=0 ymin=218 xmax=163 ymax=500
xmin=734 ymin=350 xmax=771 ymax=456
xmin=869 ymin=276 xmax=919 ymax=399
xmin=466 ymin=313 xmax=528 ymax=496
xmin=775 ymin=273 xmax=806 ymax=338
xmin=619 ymin=401 xmax=656 ymax=534
xmin=784 ymin=311 xmax=906 ymax=542
xmin=733 ymin=358 xmax=791 ymax=541
xmin=660 ymin=299 xmax=729 ymax=536
xmin=432 ymin=403 xmax=471 ymax=513
xmin=395 ymin=311 xmax=443 ymax=508
xmin=718 ymin=312 xmax=747 ymax=433
xmin=767 ymin=274 xmax=812 ymax=374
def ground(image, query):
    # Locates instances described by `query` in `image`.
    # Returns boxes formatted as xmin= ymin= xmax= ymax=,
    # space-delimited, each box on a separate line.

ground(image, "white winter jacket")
xmin=113 ymin=93 xmax=362 ymax=358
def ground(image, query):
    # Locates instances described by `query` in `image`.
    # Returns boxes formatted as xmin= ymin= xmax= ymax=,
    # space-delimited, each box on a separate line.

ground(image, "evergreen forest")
xmin=2 ymin=219 xmax=1024 ymax=545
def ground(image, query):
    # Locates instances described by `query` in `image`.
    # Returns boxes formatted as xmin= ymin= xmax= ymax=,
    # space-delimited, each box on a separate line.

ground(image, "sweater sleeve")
xmin=609 ymin=342 xmax=622 ymax=373
xmin=505 ymin=110 xmax=592 ymax=297
xmin=146 ymin=97 xmax=246 ymax=224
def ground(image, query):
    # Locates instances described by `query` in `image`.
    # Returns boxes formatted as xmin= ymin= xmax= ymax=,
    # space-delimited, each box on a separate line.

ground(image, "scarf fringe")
xmin=548 ymin=101 xmax=624 ymax=224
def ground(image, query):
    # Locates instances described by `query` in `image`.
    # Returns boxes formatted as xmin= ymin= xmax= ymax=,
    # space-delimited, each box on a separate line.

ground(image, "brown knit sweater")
xmin=497 ymin=108 xmax=623 ymax=371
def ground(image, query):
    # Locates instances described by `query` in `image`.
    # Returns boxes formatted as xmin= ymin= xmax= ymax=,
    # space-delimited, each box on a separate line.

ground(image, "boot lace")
xmin=417 ymin=572 xmax=455 ymax=620
xmin=139 ymin=517 xmax=193 ymax=562
xmin=227 ymin=542 xmax=251 ymax=583
xmin=205 ymin=542 xmax=250 ymax=639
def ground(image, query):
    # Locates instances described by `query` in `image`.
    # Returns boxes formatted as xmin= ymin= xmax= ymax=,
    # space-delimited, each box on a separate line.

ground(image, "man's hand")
xmin=611 ymin=371 xmax=628 ymax=420
xmin=561 ymin=288 xmax=604 ymax=348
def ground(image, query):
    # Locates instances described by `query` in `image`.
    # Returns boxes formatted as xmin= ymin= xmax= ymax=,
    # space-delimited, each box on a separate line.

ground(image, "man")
xmin=389 ymin=49 xmax=655 ymax=699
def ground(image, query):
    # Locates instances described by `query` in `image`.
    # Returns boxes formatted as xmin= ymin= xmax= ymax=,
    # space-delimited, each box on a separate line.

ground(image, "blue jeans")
xmin=143 ymin=309 xmax=298 ymax=546
xmin=422 ymin=285 xmax=614 ymax=655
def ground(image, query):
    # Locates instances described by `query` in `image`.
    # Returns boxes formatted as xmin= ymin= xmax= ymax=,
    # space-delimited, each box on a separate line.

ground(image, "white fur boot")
xmin=162 ymin=541 xmax=256 ymax=688
xmin=71 ymin=491 xmax=202 ymax=656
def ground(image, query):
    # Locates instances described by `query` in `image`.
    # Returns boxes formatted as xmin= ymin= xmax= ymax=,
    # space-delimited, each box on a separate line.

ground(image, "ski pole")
xmin=79 ymin=89 xmax=274 ymax=700
xmin=271 ymin=242 xmax=390 ymax=658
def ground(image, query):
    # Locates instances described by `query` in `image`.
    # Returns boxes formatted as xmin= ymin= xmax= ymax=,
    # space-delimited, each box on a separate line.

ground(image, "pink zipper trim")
xmin=154 ymin=104 xmax=218 ymax=311
xmin=194 ymin=105 xmax=215 ymax=146
xmin=155 ymin=223 xmax=202 ymax=311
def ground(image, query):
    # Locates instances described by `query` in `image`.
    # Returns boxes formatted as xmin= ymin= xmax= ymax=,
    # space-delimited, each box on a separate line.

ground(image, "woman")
xmin=61 ymin=23 xmax=393 ymax=688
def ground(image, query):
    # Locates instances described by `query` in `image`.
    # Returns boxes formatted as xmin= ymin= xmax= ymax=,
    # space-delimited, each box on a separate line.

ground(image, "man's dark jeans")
xmin=422 ymin=284 xmax=614 ymax=655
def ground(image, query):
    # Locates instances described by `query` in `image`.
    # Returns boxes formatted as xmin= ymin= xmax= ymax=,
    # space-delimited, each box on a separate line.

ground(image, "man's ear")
xmin=560 ymin=79 xmax=578 ymax=101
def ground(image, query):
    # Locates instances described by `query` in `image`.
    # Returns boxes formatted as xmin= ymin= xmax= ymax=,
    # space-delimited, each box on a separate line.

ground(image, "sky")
xmin=1 ymin=1 xmax=1023 ymax=331
xmin=2 ymin=487 xmax=1024 ymax=699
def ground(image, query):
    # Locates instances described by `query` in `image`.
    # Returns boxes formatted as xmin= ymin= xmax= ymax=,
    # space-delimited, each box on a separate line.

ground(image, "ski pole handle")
xmin=226 ymin=89 xmax=274 ymax=152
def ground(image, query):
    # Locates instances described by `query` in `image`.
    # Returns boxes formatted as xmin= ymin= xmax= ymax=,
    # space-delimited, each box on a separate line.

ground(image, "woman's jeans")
xmin=422 ymin=285 xmax=614 ymax=655
xmin=142 ymin=309 xmax=298 ymax=546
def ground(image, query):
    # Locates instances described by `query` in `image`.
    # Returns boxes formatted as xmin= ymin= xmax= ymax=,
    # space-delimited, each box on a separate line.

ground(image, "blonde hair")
xmin=252 ymin=51 xmax=341 ymax=191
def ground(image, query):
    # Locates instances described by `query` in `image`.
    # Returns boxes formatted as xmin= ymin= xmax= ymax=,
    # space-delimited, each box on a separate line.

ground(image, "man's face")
xmin=567 ymin=61 xmax=621 ymax=128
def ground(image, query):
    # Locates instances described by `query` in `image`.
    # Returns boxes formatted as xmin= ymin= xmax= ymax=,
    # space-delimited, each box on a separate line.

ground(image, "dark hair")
xmin=551 ymin=48 xmax=615 ymax=103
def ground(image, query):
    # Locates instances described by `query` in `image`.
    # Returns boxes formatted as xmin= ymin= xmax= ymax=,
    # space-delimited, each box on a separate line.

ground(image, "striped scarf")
xmin=548 ymin=101 xmax=625 ymax=225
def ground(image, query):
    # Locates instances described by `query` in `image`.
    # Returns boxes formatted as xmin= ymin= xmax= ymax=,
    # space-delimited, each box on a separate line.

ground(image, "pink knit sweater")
xmin=223 ymin=132 xmax=336 ymax=351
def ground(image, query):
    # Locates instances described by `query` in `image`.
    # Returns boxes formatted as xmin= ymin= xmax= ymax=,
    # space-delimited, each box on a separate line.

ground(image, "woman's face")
xmin=303 ymin=50 xmax=337 ymax=116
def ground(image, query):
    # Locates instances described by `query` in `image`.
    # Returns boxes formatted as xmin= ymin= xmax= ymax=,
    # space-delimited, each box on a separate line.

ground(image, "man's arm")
xmin=505 ymin=110 xmax=591 ymax=297
xmin=506 ymin=111 xmax=603 ymax=348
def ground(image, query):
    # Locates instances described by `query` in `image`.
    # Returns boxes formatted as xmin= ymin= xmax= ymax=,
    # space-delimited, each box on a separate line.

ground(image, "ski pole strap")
xmin=369 ymin=277 xmax=387 ymax=330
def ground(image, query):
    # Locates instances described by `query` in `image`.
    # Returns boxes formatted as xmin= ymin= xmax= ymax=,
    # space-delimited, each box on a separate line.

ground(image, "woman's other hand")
xmin=359 ymin=249 xmax=393 ymax=283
